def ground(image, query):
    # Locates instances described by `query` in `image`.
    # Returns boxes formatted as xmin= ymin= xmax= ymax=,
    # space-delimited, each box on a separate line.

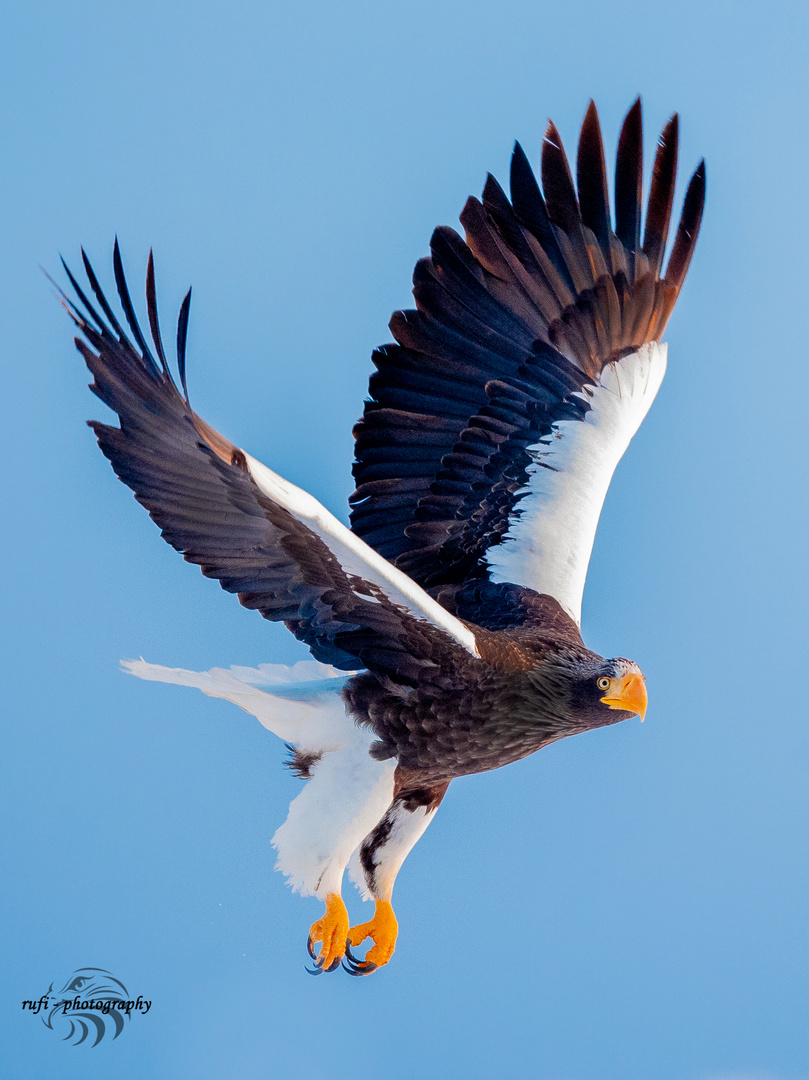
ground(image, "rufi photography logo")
xmin=22 ymin=967 xmax=151 ymax=1047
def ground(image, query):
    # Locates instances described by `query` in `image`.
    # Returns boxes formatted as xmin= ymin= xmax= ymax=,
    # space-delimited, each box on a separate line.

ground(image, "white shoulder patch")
xmin=486 ymin=342 xmax=667 ymax=625
xmin=243 ymin=454 xmax=480 ymax=658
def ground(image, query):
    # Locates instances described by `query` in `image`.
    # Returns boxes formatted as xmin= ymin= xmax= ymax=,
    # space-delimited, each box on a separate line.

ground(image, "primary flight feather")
xmin=63 ymin=98 xmax=704 ymax=974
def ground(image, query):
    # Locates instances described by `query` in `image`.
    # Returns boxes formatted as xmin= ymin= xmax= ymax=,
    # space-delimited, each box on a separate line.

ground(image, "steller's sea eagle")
xmin=60 ymin=99 xmax=704 ymax=975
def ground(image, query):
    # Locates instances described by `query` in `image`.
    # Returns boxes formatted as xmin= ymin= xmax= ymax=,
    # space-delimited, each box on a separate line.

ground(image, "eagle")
xmin=60 ymin=98 xmax=704 ymax=975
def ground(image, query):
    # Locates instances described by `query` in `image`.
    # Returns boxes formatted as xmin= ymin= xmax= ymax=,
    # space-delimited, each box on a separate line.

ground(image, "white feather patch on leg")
xmin=273 ymin=735 xmax=396 ymax=897
xmin=349 ymin=800 xmax=441 ymax=902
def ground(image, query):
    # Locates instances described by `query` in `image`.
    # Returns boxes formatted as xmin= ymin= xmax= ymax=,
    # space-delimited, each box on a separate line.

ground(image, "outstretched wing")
xmin=63 ymin=245 xmax=480 ymax=683
xmin=350 ymin=99 xmax=705 ymax=625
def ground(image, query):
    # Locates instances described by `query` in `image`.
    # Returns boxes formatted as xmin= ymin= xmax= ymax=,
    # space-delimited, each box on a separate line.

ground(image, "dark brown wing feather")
xmin=350 ymin=98 xmax=705 ymax=593
xmin=643 ymin=114 xmax=679 ymax=275
xmin=614 ymin=97 xmax=643 ymax=258
xmin=66 ymin=247 xmax=474 ymax=684
xmin=577 ymin=101 xmax=613 ymax=270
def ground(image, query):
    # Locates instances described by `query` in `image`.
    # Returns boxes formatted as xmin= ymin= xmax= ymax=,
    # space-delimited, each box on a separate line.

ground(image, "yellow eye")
xmin=597 ymin=677 xmax=610 ymax=691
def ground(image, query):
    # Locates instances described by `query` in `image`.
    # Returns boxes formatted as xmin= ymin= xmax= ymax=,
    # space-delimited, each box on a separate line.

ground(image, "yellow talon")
xmin=308 ymin=893 xmax=349 ymax=970
xmin=347 ymin=900 xmax=398 ymax=969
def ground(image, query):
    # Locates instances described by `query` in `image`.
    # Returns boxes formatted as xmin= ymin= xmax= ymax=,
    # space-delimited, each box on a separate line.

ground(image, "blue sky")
xmin=2 ymin=0 xmax=808 ymax=1077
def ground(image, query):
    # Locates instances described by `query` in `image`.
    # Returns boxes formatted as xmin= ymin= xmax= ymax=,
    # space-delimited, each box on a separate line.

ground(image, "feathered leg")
xmin=344 ymin=781 xmax=449 ymax=974
xmin=123 ymin=659 xmax=398 ymax=971
xmin=274 ymin=733 xmax=397 ymax=972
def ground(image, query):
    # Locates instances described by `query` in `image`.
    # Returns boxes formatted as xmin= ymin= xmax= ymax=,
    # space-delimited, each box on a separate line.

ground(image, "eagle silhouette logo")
xmin=41 ymin=968 xmax=131 ymax=1046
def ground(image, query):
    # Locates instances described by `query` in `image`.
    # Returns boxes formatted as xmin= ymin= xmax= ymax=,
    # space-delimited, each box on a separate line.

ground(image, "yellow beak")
xmin=601 ymin=672 xmax=648 ymax=721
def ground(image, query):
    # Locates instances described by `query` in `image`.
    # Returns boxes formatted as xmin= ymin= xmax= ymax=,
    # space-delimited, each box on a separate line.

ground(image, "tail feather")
xmin=123 ymin=655 xmax=397 ymax=897
xmin=122 ymin=658 xmax=356 ymax=750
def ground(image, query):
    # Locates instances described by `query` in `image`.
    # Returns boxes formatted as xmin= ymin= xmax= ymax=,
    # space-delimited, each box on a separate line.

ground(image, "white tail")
xmin=122 ymin=657 xmax=396 ymax=898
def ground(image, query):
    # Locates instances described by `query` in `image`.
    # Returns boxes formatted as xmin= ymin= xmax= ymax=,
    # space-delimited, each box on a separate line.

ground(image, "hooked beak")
xmin=601 ymin=672 xmax=648 ymax=721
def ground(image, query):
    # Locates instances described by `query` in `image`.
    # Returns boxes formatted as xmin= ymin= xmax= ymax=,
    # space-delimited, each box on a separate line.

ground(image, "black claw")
xmin=305 ymin=933 xmax=344 ymax=974
xmin=305 ymin=954 xmax=342 ymax=975
xmin=341 ymin=958 xmax=378 ymax=976
xmin=342 ymin=957 xmax=359 ymax=975
xmin=344 ymin=941 xmax=364 ymax=965
xmin=342 ymin=941 xmax=379 ymax=976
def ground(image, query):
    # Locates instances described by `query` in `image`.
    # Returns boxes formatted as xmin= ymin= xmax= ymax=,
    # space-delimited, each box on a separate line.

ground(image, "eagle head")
xmin=563 ymin=655 xmax=648 ymax=727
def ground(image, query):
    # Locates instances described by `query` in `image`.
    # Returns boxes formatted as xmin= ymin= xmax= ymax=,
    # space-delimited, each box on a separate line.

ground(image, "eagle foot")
xmin=305 ymin=894 xmax=349 ymax=975
xmin=342 ymin=900 xmax=398 ymax=976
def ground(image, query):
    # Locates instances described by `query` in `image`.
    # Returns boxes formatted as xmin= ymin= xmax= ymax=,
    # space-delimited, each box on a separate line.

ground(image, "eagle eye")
xmin=597 ymin=677 xmax=610 ymax=691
